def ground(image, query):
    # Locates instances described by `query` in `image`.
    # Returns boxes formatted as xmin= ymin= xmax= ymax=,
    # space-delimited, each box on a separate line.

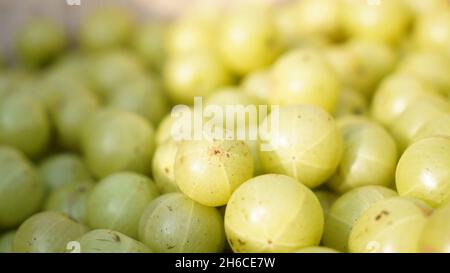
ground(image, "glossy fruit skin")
xmin=322 ymin=186 xmax=397 ymax=252
xmin=108 ymin=77 xmax=170 ymax=127
xmin=175 ymin=139 xmax=253 ymax=207
xmin=87 ymin=172 xmax=160 ymax=238
xmin=259 ymin=105 xmax=343 ymax=188
xmin=218 ymin=8 xmax=281 ymax=75
xmin=419 ymin=202 xmax=450 ymax=253
xmin=132 ymin=22 xmax=167 ymax=71
xmin=327 ymin=119 xmax=398 ymax=193
xmin=139 ymin=193 xmax=225 ymax=253
xmin=0 ymin=147 xmax=45 ymax=229
xmin=152 ymin=139 xmax=180 ymax=194
xmin=371 ymin=73 xmax=439 ymax=127
xmin=413 ymin=10 xmax=450 ymax=58
xmin=38 ymin=153 xmax=92 ymax=193
xmin=164 ymin=50 xmax=231 ymax=105
xmin=342 ymin=0 xmax=412 ymax=44
xmin=81 ymin=108 xmax=155 ymax=178
xmin=348 ymin=197 xmax=432 ymax=253
xmin=44 ymin=180 xmax=94 ymax=224
xmin=269 ymin=49 xmax=341 ymax=113
xmin=76 ymin=229 xmax=151 ymax=253
xmin=294 ymin=246 xmax=340 ymax=253
xmin=16 ymin=19 xmax=66 ymax=67
xmin=225 ymin=174 xmax=324 ymax=252
xmin=13 ymin=211 xmax=88 ymax=253
xmin=396 ymin=136 xmax=450 ymax=208
xmin=0 ymin=230 xmax=16 ymax=253
xmin=0 ymin=93 xmax=50 ymax=159
xmin=79 ymin=7 xmax=134 ymax=51
xmin=390 ymin=96 xmax=449 ymax=151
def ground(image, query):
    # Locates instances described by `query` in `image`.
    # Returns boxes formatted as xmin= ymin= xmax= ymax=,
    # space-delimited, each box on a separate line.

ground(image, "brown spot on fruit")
xmin=375 ymin=210 xmax=390 ymax=221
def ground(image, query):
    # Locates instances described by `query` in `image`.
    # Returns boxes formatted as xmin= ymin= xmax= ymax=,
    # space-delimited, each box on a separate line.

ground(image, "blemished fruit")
xmin=174 ymin=139 xmax=253 ymax=207
xmin=0 ymin=230 xmax=16 ymax=253
xmin=0 ymin=93 xmax=50 ymax=159
xmin=259 ymin=105 xmax=343 ymax=188
xmin=13 ymin=211 xmax=88 ymax=253
xmin=218 ymin=7 xmax=281 ymax=75
xmin=322 ymin=186 xmax=397 ymax=252
xmin=81 ymin=108 xmax=155 ymax=178
xmin=0 ymin=147 xmax=45 ymax=229
xmin=342 ymin=0 xmax=412 ymax=44
xmin=269 ymin=49 xmax=341 ymax=113
xmin=152 ymin=139 xmax=180 ymax=194
xmin=419 ymin=202 xmax=450 ymax=253
xmin=335 ymin=88 xmax=368 ymax=118
xmin=348 ymin=197 xmax=432 ymax=253
xmin=225 ymin=174 xmax=324 ymax=252
xmin=78 ymin=7 xmax=134 ymax=51
xmin=294 ymin=246 xmax=340 ymax=253
xmin=44 ymin=180 xmax=94 ymax=224
xmin=164 ymin=50 xmax=231 ymax=105
xmin=16 ymin=19 xmax=66 ymax=67
xmin=371 ymin=73 xmax=440 ymax=127
xmin=327 ymin=119 xmax=398 ymax=193
xmin=38 ymin=153 xmax=92 ymax=193
xmin=75 ymin=229 xmax=151 ymax=253
xmin=396 ymin=136 xmax=450 ymax=208
xmin=139 ymin=193 xmax=225 ymax=253
xmin=87 ymin=172 xmax=160 ymax=238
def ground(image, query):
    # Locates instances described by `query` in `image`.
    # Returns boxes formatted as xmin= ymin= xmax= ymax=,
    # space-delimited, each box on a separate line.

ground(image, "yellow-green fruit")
xmin=397 ymin=51 xmax=450 ymax=97
xmin=296 ymin=0 xmax=343 ymax=42
xmin=0 ymin=93 xmax=50 ymax=159
xmin=259 ymin=105 xmax=343 ymax=188
xmin=335 ymin=88 xmax=368 ymax=118
xmin=390 ymin=96 xmax=449 ymax=151
xmin=342 ymin=0 xmax=412 ymax=44
xmin=132 ymin=22 xmax=167 ymax=71
xmin=241 ymin=69 xmax=270 ymax=104
xmin=155 ymin=113 xmax=177 ymax=145
xmin=419 ymin=202 xmax=450 ymax=253
xmin=269 ymin=49 xmax=341 ymax=113
xmin=87 ymin=172 xmax=160 ymax=238
xmin=0 ymin=230 xmax=16 ymax=253
xmin=44 ymin=180 xmax=94 ymax=224
xmin=396 ymin=136 xmax=450 ymax=208
xmin=225 ymin=174 xmax=324 ymax=252
xmin=414 ymin=115 xmax=450 ymax=141
xmin=108 ymin=77 xmax=169 ymax=127
xmin=294 ymin=246 xmax=340 ymax=253
xmin=403 ymin=0 xmax=449 ymax=16
xmin=371 ymin=73 xmax=439 ymax=127
xmin=152 ymin=139 xmax=180 ymax=194
xmin=38 ymin=153 xmax=92 ymax=193
xmin=314 ymin=190 xmax=339 ymax=218
xmin=81 ymin=109 xmax=155 ymax=178
xmin=16 ymin=19 xmax=66 ymax=67
xmin=413 ymin=9 xmax=450 ymax=57
xmin=13 ymin=211 xmax=88 ymax=253
xmin=76 ymin=229 xmax=151 ymax=253
xmin=139 ymin=193 xmax=225 ymax=253
xmin=0 ymin=147 xmax=45 ymax=229
xmin=322 ymin=186 xmax=397 ymax=252
xmin=79 ymin=7 xmax=134 ymax=51
xmin=174 ymin=139 xmax=253 ymax=207
xmin=327 ymin=120 xmax=398 ymax=193
xmin=348 ymin=197 xmax=432 ymax=253
xmin=218 ymin=8 xmax=281 ymax=75
xmin=164 ymin=50 xmax=231 ymax=105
